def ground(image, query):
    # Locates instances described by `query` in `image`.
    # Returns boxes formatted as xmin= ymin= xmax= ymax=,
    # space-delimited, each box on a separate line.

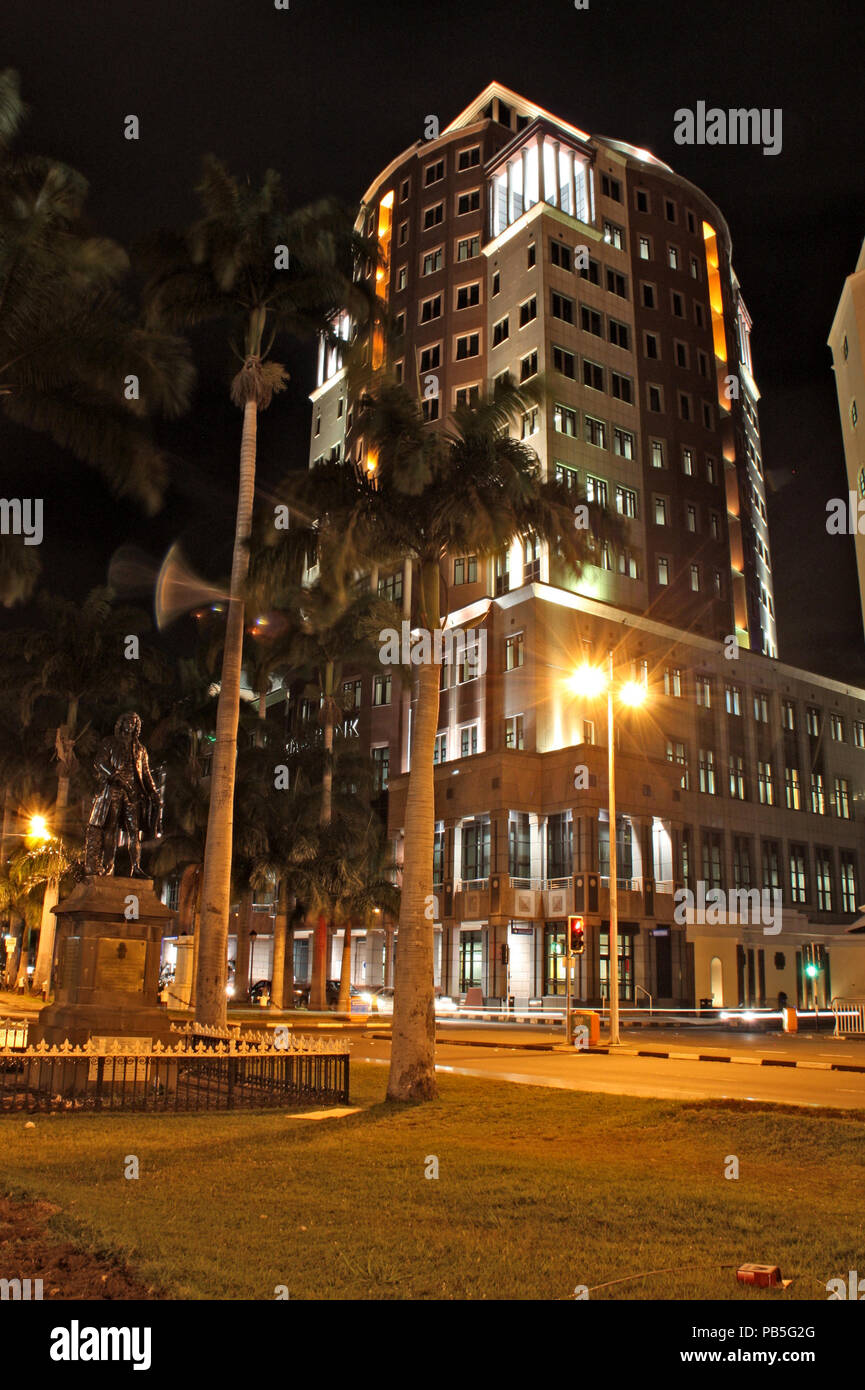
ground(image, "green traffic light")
xmin=805 ymin=963 xmax=819 ymax=978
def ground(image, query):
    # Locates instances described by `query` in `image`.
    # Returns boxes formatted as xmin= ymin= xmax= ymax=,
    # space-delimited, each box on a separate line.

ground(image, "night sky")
xmin=3 ymin=0 xmax=864 ymax=680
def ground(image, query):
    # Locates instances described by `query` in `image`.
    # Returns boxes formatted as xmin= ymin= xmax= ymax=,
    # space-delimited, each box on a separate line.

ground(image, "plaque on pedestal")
xmin=31 ymin=876 xmax=177 ymax=1048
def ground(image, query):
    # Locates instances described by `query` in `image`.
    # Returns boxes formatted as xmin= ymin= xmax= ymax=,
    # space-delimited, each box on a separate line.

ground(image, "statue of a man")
xmin=84 ymin=712 xmax=161 ymax=878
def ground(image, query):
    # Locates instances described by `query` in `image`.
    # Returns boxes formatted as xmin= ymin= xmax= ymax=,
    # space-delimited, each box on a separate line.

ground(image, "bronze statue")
xmin=84 ymin=712 xmax=161 ymax=878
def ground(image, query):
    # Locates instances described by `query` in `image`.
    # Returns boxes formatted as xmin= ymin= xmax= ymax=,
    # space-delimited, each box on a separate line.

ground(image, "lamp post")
xmin=568 ymin=654 xmax=647 ymax=1046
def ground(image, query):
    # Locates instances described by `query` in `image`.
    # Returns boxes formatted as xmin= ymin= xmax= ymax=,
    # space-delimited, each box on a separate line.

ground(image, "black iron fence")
xmin=0 ymin=1042 xmax=350 ymax=1115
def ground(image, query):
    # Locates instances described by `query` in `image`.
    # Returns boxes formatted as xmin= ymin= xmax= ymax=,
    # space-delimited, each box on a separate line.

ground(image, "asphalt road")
xmin=351 ymin=1034 xmax=865 ymax=1110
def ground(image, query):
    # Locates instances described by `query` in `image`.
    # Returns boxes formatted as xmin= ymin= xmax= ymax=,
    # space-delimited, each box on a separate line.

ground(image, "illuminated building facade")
xmin=295 ymin=85 xmax=865 ymax=1011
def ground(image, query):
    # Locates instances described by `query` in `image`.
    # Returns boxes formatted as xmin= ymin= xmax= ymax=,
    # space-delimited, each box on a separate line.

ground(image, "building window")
xmin=579 ymin=256 xmax=600 ymax=285
xmin=782 ymin=700 xmax=796 ymax=732
xmin=654 ymin=496 xmax=668 ymax=526
xmin=698 ymin=749 xmax=716 ymax=795
xmin=458 ymin=930 xmax=483 ymax=991
xmin=551 ymin=239 xmax=572 ymax=270
xmin=835 ymin=777 xmax=852 ymax=819
xmin=757 ymin=760 xmax=774 ymax=805
xmin=611 ymin=371 xmax=633 ymax=403
xmin=343 ymin=679 xmax=362 ymax=710
xmin=455 ymin=333 xmax=480 ymax=360
xmin=420 ymin=294 xmax=442 ymax=323
xmin=523 ymin=534 xmax=541 ymax=581
xmin=505 ymin=714 xmax=524 ymax=750
xmin=505 ymin=633 xmax=525 ymax=670
xmin=728 ymin=754 xmax=745 ymax=799
xmin=706 ymin=456 xmax=717 ymax=484
xmin=460 ymin=724 xmax=479 ymax=758
xmin=455 ymin=282 xmax=480 ymax=310
xmin=421 ymin=396 xmax=440 ymax=423
xmin=373 ymin=674 xmax=392 ymax=706
xmin=815 ymin=850 xmax=833 ymax=911
xmin=651 ymin=440 xmax=664 ymax=469
xmin=668 ymin=245 xmax=680 ymax=270
xmin=789 ymin=847 xmax=807 ymax=904
xmin=830 ymin=713 xmax=845 ymax=741
xmin=664 ymin=667 xmax=682 ymax=698
xmin=520 ymin=350 xmax=538 ymax=381
xmin=642 ymin=283 xmax=656 ymax=309
xmin=544 ymin=924 xmax=567 ymax=996
xmin=806 ymin=706 xmax=821 ymax=737
xmin=555 ymin=462 xmax=580 ymax=493
xmin=491 ymin=316 xmax=510 ymax=347
xmin=657 ymin=556 xmax=669 ymax=586
xmin=854 ymin=719 xmax=865 ymax=748
xmin=521 ymin=407 xmax=539 ymax=439
xmin=811 ymin=771 xmax=826 ymax=815
xmin=519 ymin=296 xmax=538 ymax=326
xmin=666 ymin=739 xmax=689 ymax=789
xmin=494 ymin=548 xmax=510 ymax=596
xmin=601 ymin=173 xmax=622 ymax=202
xmin=603 ymin=221 xmax=624 ymax=250
xmin=457 ymin=145 xmax=480 ymax=170
xmin=695 ymin=676 xmax=711 ymax=708
xmin=615 ymin=485 xmax=638 ymax=517
xmin=644 ymin=332 xmax=659 ymax=359
xmin=453 ymin=555 xmax=478 ymax=585
xmin=585 ymin=475 xmax=608 ymax=507
xmin=554 ymin=403 xmax=578 ymax=436
xmin=508 ymin=812 xmax=531 ymax=879
xmin=547 ymin=812 xmax=573 ymax=878
xmin=433 ymin=732 xmax=447 ymax=765
xmin=378 ymin=571 xmax=403 ymax=603
xmin=456 ymin=190 xmax=481 ymax=215
xmin=639 ymin=235 xmax=651 ymax=259
xmin=457 ymin=236 xmax=480 ymax=261
xmin=419 ymin=344 xmax=441 ymax=373
xmin=614 ymin=428 xmax=635 ymax=461
xmin=552 ymin=291 xmax=575 ymax=323
xmin=461 ymin=818 xmax=490 ymax=881
xmin=605 ymin=269 xmax=627 ymax=298
xmin=455 ymin=384 xmax=480 ymax=409
xmin=423 ymin=203 xmax=444 ymax=230
xmin=762 ymin=840 xmax=780 ymax=891
xmin=648 ymin=385 xmax=663 ymax=412
xmin=581 ymin=304 xmax=603 ymax=337
xmin=371 ymin=745 xmax=389 ymax=792
xmin=583 ymin=359 xmax=604 ymax=391
xmin=733 ymin=836 xmax=752 ymax=889
xmin=608 ymin=318 xmax=630 ymax=350
xmin=686 ymin=504 xmax=697 ymax=532
xmin=841 ymin=852 xmax=857 ymax=912
xmin=554 ymin=346 xmax=576 ymax=378
xmin=785 ymin=766 xmax=801 ymax=810
xmin=725 ymin=684 xmax=741 ymax=716
xmin=424 ymin=159 xmax=445 ymax=186
xmin=527 ymin=241 xmax=536 ymax=268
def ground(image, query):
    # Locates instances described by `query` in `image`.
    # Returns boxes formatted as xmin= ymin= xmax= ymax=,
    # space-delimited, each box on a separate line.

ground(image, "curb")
xmin=618 ymin=1046 xmax=865 ymax=1074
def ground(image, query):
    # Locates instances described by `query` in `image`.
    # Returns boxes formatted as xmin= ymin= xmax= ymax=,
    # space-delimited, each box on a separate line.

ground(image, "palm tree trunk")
xmin=310 ymin=911 xmax=328 ymax=1010
xmin=387 ymin=559 xmax=441 ymax=1101
xmin=196 ymin=393 xmax=259 ymax=1025
xmin=270 ymin=877 xmax=288 ymax=1010
xmin=338 ymin=914 xmax=352 ymax=1014
xmin=55 ymin=695 xmax=79 ymax=825
xmin=190 ymin=875 xmax=201 ymax=1010
xmin=31 ymin=880 xmax=59 ymax=992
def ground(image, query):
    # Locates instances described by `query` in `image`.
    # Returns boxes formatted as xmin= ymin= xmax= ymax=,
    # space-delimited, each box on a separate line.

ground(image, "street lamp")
xmin=568 ymin=652 xmax=647 ymax=1045
xmin=27 ymin=814 xmax=51 ymax=843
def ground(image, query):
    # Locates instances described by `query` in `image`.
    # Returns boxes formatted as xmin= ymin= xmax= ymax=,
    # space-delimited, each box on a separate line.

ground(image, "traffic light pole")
xmin=565 ymin=941 xmax=572 ymax=1044
xmin=607 ymin=650 xmax=621 ymax=1047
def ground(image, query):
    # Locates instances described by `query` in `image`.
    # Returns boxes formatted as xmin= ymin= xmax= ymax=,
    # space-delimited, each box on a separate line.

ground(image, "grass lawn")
xmin=1 ymin=1063 xmax=863 ymax=1300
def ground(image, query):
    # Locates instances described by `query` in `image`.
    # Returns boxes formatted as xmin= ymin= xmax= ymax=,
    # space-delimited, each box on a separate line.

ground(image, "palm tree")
xmin=243 ymin=557 xmax=400 ymax=1006
xmin=0 ymin=70 xmax=193 ymax=603
xmin=283 ymin=380 xmax=623 ymax=1099
xmin=140 ymin=158 xmax=376 ymax=1027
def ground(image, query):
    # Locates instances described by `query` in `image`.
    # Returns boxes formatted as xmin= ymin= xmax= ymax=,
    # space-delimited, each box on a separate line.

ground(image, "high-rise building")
xmin=297 ymin=84 xmax=865 ymax=1013
xmin=829 ymin=237 xmax=865 ymax=637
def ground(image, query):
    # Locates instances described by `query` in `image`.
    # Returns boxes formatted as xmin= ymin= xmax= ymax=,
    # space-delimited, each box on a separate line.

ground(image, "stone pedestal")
xmin=30 ymin=876 xmax=176 ymax=1048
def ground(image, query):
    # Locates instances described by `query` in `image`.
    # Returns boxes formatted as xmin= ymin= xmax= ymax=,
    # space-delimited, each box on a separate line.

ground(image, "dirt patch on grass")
xmin=0 ymin=1196 xmax=157 ymax=1299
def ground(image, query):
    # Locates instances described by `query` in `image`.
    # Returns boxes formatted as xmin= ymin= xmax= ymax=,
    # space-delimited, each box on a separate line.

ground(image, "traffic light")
xmin=568 ymin=915 xmax=585 ymax=956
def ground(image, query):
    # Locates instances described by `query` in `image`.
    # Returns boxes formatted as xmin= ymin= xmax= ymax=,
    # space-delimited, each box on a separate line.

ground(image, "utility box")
xmin=569 ymin=1010 xmax=600 ymax=1049
xmin=782 ymin=1006 xmax=798 ymax=1033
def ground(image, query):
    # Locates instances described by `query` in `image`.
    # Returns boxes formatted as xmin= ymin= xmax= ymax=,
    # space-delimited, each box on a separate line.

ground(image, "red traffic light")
xmin=568 ymin=915 xmax=585 ymax=955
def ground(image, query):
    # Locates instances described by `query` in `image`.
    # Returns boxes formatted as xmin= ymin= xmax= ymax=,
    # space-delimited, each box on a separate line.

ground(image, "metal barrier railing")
xmin=832 ymin=998 xmax=865 ymax=1036
xmin=0 ymin=1038 xmax=350 ymax=1115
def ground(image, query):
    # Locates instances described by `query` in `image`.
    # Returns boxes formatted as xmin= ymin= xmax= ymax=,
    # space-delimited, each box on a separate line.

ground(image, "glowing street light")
xmin=27 ymin=815 xmax=50 ymax=843
xmin=568 ymin=652 xmax=649 ymax=1045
